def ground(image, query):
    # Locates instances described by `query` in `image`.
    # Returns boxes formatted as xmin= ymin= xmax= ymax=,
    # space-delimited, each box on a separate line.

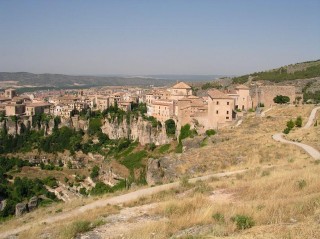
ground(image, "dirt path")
xmin=261 ymin=106 xmax=273 ymax=117
xmin=0 ymin=169 xmax=248 ymax=239
xmin=272 ymin=107 xmax=320 ymax=160
xmin=303 ymin=106 xmax=320 ymax=129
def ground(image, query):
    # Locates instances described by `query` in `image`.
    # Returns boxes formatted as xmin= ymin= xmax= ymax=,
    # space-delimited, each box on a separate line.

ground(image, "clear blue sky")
xmin=0 ymin=0 xmax=319 ymax=76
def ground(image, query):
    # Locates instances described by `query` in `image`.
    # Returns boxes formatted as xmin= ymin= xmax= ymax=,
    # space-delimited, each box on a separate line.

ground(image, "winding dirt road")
xmin=272 ymin=106 xmax=320 ymax=160
xmin=0 ymin=169 xmax=248 ymax=239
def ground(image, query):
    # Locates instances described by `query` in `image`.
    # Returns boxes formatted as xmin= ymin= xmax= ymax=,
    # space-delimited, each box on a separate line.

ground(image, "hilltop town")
xmin=0 ymin=62 xmax=320 ymax=239
xmin=0 ymin=79 xmax=302 ymax=135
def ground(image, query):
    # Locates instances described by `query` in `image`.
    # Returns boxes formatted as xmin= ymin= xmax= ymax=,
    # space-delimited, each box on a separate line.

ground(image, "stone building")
xmin=25 ymin=102 xmax=52 ymax=116
xmin=207 ymin=89 xmax=235 ymax=129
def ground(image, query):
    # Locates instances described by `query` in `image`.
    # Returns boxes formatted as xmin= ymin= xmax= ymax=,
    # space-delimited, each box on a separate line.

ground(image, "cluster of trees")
xmin=175 ymin=124 xmax=197 ymax=153
xmin=201 ymin=82 xmax=223 ymax=90
xmin=0 ymin=157 xmax=57 ymax=218
xmin=40 ymin=126 xmax=83 ymax=153
xmin=283 ymin=116 xmax=302 ymax=134
xmin=165 ymin=119 xmax=176 ymax=136
xmin=232 ymin=63 xmax=320 ymax=84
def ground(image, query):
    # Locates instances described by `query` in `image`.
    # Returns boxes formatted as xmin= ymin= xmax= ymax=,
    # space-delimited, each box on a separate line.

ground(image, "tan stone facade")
xmin=251 ymin=85 xmax=296 ymax=107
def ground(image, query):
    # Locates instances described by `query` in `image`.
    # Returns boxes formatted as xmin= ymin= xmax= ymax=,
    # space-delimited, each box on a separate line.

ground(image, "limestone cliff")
xmin=101 ymin=116 xmax=172 ymax=146
xmin=0 ymin=115 xmax=88 ymax=136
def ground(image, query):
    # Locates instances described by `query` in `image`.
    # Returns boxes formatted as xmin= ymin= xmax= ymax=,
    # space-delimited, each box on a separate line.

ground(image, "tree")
xmin=286 ymin=119 xmax=295 ymax=129
xmin=165 ymin=119 xmax=176 ymax=136
xmin=90 ymin=165 xmax=100 ymax=179
xmin=273 ymin=95 xmax=290 ymax=104
xmin=295 ymin=116 xmax=302 ymax=127
xmin=67 ymin=161 xmax=72 ymax=169
xmin=88 ymin=118 xmax=102 ymax=135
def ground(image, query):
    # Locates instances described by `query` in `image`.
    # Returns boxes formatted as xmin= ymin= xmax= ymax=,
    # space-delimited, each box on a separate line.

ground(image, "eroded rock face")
xmin=15 ymin=203 xmax=27 ymax=217
xmin=182 ymin=136 xmax=206 ymax=150
xmin=28 ymin=196 xmax=38 ymax=211
xmin=0 ymin=199 xmax=7 ymax=212
xmin=146 ymin=157 xmax=179 ymax=186
xmin=102 ymin=116 xmax=172 ymax=146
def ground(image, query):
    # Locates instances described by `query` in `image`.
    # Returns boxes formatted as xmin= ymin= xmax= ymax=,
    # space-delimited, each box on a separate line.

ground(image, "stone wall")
xmin=102 ymin=116 xmax=172 ymax=146
xmin=251 ymin=85 xmax=296 ymax=107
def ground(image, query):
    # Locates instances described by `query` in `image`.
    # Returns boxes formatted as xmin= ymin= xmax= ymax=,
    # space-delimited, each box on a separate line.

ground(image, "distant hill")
xmin=0 ymin=72 xmax=176 ymax=89
xmin=232 ymin=60 xmax=320 ymax=84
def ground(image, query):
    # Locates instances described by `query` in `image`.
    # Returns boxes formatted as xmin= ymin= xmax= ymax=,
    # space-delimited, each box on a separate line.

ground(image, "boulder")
xmin=0 ymin=199 xmax=7 ymax=211
xmin=182 ymin=136 xmax=205 ymax=150
xmin=28 ymin=196 xmax=38 ymax=211
xmin=146 ymin=157 xmax=179 ymax=186
xmin=15 ymin=203 xmax=27 ymax=217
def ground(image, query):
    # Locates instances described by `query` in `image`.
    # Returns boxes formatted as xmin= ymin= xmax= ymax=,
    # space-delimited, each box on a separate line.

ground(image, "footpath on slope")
xmin=272 ymin=106 xmax=320 ymax=160
xmin=0 ymin=169 xmax=250 ymax=239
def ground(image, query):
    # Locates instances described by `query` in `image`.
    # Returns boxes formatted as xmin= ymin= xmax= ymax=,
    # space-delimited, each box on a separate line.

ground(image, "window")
xmin=216 ymin=110 xmax=219 ymax=114
xmin=226 ymin=117 xmax=229 ymax=119
xmin=227 ymin=111 xmax=229 ymax=114
xmin=227 ymin=102 xmax=229 ymax=105
xmin=216 ymin=101 xmax=219 ymax=105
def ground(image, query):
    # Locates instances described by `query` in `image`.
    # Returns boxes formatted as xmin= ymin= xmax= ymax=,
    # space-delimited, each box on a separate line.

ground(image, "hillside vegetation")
xmin=232 ymin=60 xmax=320 ymax=84
xmin=0 ymin=72 xmax=174 ymax=89
xmin=1 ymin=105 xmax=319 ymax=238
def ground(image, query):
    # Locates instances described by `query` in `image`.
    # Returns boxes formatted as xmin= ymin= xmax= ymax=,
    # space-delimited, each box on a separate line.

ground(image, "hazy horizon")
xmin=1 ymin=0 xmax=319 ymax=76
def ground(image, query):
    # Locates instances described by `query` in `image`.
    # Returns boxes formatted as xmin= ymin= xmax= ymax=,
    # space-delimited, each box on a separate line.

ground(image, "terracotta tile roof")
xmin=207 ymin=89 xmax=233 ymax=99
xmin=26 ymin=102 xmax=52 ymax=107
xmin=172 ymin=82 xmax=192 ymax=89
xmin=235 ymin=84 xmax=249 ymax=90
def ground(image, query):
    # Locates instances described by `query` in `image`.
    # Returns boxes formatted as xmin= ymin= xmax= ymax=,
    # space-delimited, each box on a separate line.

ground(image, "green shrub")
xmin=286 ymin=119 xmax=295 ymax=129
xmin=158 ymin=144 xmax=170 ymax=154
xmin=175 ymin=142 xmax=183 ymax=153
xmin=68 ymin=220 xmax=91 ymax=237
xmin=274 ymin=95 xmax=290 ymax=104
xmin=121 ymin=150 xmax=147 ymax=171
xmin=179 ymin=124 xmax=194 ymax=142
xmin=205 ymin=129 xmax=216 ymax=136
xmin=79 ymin=187 xmax=87 ymax=196
xmin=165 ymin=119 xmax=176 ymax=136
xmin=231 ymin=214 xmax=255 ymax=230
xmin=90 ymin=165 xmax=100 ymax=179
xmin=297 ymin=179 xmax=307 ymax=189
xmin=90 ymin=182 xmax=113 ymax=195
xmin=295 ymin=116 xmax=302 ymax=127
xmin=283 ymin=128 xmax=291 ymax=134
xmin=148 ymin=143 xmax=156 ymax=151
xmin=42 ymin=176 xmax=58 ymax=188
xmin=212 ymin=212 xmax=225 ymax=223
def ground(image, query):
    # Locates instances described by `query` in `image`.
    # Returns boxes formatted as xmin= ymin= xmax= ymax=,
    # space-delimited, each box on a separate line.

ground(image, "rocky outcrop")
xmin=0 ymin=199 xmax=6 ymax=211
xmin=1 ymin=115 xmax=88 ymax=136
xmin=15 ymin=203 xmax=27 ymax=217
xmin=102 ymin=116 xmax=172 ymax=146
xmin=28 ymin=196 xmax=38 ymax=211
xmin=182 ymin=136 xmax=206 ymax=150
xmin=146 ymin=157 xmax=179 ymax=186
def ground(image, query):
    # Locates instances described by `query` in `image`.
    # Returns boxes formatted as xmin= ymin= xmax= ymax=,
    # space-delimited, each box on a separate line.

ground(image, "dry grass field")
xmin=1 ymin=104 xmax=319 ymax=239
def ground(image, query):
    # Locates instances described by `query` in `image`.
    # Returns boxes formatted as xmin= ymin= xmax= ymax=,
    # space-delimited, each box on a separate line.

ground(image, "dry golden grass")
xmin=124 ymin=161 xmax=320 ymax=238
xmin=2 ymin=105 xmax=319 ymax=239
xmin=286 ymin=109 xmax=320 ymax=150
xmin=169 ymin=105 xmax=315 ymax=177
xmin=16 ymin=203 xmax=120 ymax=239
